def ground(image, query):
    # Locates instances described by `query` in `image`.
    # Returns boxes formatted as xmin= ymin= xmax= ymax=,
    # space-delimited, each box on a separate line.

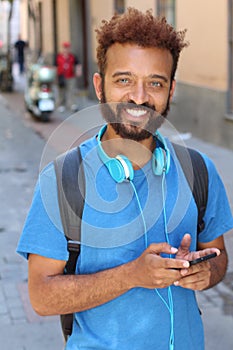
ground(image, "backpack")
xmin=54 ymin=142 xmax=208 ymax=341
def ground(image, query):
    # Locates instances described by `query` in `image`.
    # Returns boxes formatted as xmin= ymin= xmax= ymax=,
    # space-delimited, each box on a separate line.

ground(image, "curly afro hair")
xmin=95 ymin=7 xmax=188 ymax=81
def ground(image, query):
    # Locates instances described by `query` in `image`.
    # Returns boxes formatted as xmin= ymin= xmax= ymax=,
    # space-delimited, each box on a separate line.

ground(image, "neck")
xmin=101 ymin=124 xmax=156 ymax=169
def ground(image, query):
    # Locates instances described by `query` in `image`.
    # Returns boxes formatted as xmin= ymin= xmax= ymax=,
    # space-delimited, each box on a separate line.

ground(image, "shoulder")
xmin=169 ymin=141 xmax=215 ymax=174
xmin=79 ymin=133 xmax=99 ymax=158
xmin=38 ymin=162 xmax=58 ymax=198
xmin=56 ymin=53 xmax=63 ymax=60
xmin=69 ymin=53 xmax=78 ymax=61
xmin=168 ymin=141 xmax=224 ymax=194
xmin=198 ymin=152 xmax=221 ymax=184
xmin=40 ymin=161 xmax=56 ymax=179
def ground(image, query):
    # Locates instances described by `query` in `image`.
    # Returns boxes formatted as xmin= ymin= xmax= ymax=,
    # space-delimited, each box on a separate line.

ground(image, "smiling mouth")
xmin=125 ymin=108 xmax=147 ymax=118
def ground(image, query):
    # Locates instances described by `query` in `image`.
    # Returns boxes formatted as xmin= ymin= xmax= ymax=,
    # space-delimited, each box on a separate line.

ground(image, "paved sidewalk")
xmin=0 ymin=92 xmax=232 ymax=349
xmin=185 ymin=136 xmax=233 ymax=350
xmin=0 ymin=96 xmax=64 ymax=349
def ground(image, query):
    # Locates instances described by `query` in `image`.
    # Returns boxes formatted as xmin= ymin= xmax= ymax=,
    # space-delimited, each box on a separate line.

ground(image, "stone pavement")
xmin=0 ymin=94 xmax=64 ymax=349
xmin=185 ymin=137 xmax=233 ymax=350
xmin=0 ymin=88 xmax=233 ymax=349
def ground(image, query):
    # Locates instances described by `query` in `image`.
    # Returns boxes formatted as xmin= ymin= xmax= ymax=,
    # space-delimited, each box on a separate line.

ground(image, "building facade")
xmin=18 ymin=0 xmax=233 ymax=149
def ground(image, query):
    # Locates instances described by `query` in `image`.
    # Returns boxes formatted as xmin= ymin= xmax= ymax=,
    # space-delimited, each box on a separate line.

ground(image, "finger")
xmin=197 ymin=248 xmax=221 ymax=258
xmin=176 ymin=260 xmax=211 ymax=284
xmin=188 ymin=248 xmax=221 ymax=263
xmin=147 ymin=243 xmax=178 ymax=255
xmin=164 ymin=258 xmax=190 ymax=270
xmin=180 ymin=264 xmax=205 ymax=277
xmin=178 ymin=233 xmax=191 ymax=254
xmin=175 ymin=271 xmax=209 ymax=290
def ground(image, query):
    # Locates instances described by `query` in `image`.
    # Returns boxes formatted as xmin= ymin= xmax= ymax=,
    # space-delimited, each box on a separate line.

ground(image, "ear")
xmin=169 ymin=79 xmax=176 ymax=102
xmin=93 ymin=73 xmax=103 ymax=101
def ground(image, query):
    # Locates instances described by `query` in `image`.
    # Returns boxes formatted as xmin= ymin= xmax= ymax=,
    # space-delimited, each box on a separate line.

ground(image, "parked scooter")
xmin=24 ymin=54 xmax=56 ymax=121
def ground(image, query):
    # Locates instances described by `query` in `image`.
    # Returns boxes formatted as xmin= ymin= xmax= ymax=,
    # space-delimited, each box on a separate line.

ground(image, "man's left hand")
xmin=174 ymin=233 xmax=221 ymax=290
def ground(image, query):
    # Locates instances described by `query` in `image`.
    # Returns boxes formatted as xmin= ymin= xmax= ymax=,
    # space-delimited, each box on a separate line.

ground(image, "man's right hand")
xmin=128 ymin=243 xmax=189 ymax=289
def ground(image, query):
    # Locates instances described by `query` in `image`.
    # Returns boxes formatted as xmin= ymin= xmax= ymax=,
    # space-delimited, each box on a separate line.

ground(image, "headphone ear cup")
xmin=106 ymin=159 xmax=126 ymax=183
xmin=106 ymin=156 xmax=134 ymax=183
xmin=117 ymin=155 xmax=134 ymax=181
xmin=97 ymin=125 xmax=134 ymax=183
xmin=153 ymin=147 xmax=166 ymax=176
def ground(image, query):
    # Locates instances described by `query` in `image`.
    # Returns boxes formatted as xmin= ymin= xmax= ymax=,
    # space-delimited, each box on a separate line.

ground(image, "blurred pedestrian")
xmin=55 ymin=42 xmax=82 ymax=112
xmin=14 ymin=35 xmax=27 ymax=74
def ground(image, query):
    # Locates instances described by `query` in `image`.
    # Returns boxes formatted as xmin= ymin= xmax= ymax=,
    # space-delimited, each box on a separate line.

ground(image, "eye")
xmin=117 ymin=77 xmax=130 ymax=84
xmin=150 ymin=81 xmax=163 ymax=88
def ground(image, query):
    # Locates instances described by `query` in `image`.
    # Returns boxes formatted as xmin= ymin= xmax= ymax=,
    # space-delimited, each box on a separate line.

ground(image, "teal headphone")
xmin=97 ymin=124 xmax=170 ymax=182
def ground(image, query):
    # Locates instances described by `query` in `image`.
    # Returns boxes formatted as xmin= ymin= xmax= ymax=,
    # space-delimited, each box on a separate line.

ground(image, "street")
xmin=0 ymin=73 xmax=233 ymax=349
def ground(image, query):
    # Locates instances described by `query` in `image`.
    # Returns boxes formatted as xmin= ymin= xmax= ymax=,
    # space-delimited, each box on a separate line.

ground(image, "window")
xmin=114 ymin=0 xmax=125 ymax=14
xmin=157 ymin=0 xmax=175 ymax=26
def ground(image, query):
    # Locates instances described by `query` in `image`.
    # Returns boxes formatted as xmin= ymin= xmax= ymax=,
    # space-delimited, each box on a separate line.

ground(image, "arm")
xmin=174 ymin=232 xmax=229 ymax=290
xmin=75 ymin=63 xmax=82 ymax=77
xmin=28 ymin=243 xmax=189 ymax=316
xmin=198 ymin=235 xmax=228 ymax=288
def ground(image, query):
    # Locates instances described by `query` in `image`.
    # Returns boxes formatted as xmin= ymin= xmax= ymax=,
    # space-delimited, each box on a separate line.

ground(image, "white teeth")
xmin=126 ymin=108 xmax=147 ymax=117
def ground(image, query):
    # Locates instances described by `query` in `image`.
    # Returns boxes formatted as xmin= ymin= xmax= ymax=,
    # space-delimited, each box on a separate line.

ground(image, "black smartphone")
xmin=189 ymin=252 xmax=217 ymax=266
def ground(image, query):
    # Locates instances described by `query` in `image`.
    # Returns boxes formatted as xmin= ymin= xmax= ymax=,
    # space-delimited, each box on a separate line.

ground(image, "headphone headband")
xmin=97 ymin=124 xmax=111 ymax=164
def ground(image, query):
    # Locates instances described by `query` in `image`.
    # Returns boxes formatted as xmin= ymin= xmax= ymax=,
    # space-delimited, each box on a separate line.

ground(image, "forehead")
xmin=105 ymin=43 xmax=173 ymax=79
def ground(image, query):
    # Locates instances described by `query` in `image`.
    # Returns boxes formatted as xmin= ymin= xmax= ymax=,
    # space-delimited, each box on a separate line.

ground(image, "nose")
xmin=127 ymin=81 xmax=149 ymax=105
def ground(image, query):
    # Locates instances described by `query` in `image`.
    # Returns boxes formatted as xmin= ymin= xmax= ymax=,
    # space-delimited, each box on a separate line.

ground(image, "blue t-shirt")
xmin=17 ymin=135 xmax=233 ymax=350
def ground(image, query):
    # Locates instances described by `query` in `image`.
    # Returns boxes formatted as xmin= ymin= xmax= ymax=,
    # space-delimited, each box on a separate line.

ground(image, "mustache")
xmin=118 ymin=101 xmax=156 ymax=112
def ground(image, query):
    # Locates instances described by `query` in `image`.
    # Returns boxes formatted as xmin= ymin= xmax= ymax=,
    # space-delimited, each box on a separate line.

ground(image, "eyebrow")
xmin=112 ymin=71 xmax=132 ymax=78
xmin=150 ymin=74 xmax=169 ymax=83
xmin=112 ymin=71 xmax=169 ymax=83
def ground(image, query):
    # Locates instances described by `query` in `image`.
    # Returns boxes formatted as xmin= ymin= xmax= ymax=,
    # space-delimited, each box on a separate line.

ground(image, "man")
xmin=55 ymin=42 xmax=81 ymax=112
xmin=17 ymin=8 xmax=233 ymax=350
xmin=14 ymin=35 xmax=27 ymax=74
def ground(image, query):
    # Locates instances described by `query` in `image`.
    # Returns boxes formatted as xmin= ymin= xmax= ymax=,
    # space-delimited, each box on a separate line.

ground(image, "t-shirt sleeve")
xmin=198 ymin=154 xmax=233 ymax=243
xmin=16 ymin=163 xmax=68 ymax=261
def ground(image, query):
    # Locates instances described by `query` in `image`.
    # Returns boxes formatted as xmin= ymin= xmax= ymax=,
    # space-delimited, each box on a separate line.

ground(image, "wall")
xmin=89 ymin=0 xmax=113 ymax=64
xmin=40 ymin=0 xmax=54 ymax=54
xmin=176 ymin=0 xmax=228 ymax=90
xmin=56 ymin=0 xmax=70 ymax=51
xmin=19 ymin=0 xmax=28 ymax=43
xmin=0 ymin=1 xmax=10 ymax=53
xmin=87 ymin=0 xmax=113 ymax=98
xmin=169 ymin=83 xmax=233 ymax=148
xmin=125 ymin=0 xmax=155 ymax=12
xmin=171 ymin=0 xmax=233 ymax=149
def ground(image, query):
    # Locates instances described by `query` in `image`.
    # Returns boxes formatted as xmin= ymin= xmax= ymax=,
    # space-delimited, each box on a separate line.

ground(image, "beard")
xmin=100 ymin=89 xmax=171 ymax=142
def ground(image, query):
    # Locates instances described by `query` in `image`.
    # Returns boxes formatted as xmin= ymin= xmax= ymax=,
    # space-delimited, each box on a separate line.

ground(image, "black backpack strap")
xmin=172 ymin=143 xmax=208 ymax=234
xmin=54 ymin=146 xmax=85 ymax=242
xmin=54 ymin=146 xmax=85 ymax=340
